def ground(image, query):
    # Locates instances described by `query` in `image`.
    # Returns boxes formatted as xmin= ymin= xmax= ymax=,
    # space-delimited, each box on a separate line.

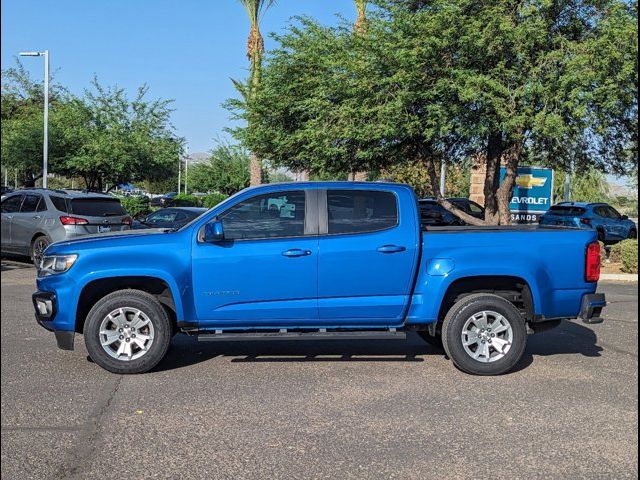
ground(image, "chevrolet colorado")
xmin=32 ymin=182 xmax=606 ymax=375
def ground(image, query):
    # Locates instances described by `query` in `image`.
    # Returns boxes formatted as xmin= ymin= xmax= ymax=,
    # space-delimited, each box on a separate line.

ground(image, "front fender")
xmin=75 ymin=268 xmax=187 ymax=321
xmin=37 ymin=267 xmax=188 ymax=333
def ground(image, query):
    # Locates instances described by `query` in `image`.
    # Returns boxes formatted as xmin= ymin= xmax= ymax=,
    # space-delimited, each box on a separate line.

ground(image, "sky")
xmin=1 ymin=0 xmax=355 ymax=153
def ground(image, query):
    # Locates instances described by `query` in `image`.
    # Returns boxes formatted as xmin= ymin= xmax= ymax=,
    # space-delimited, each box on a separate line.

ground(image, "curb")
xmin=600 ymin=273 xmax=638 ymax=282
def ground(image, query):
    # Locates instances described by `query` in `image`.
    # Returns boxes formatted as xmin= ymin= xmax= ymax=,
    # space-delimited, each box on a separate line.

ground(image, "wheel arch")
xmin=437 ymin=275 xmax=535 ymax=327
xmin=75 ymin=275 xmax=181 ymax=334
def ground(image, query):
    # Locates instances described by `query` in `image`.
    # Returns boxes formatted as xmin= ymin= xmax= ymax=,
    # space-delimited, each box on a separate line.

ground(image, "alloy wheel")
xmin=99 ymin=307 xmax=155 ymax=361
xmin=461 ymin=310 xmax=513 ymax=363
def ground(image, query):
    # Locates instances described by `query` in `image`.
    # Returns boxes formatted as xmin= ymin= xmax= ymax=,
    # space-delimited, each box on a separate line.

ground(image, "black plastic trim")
xmin=54 ymin=330 xmax=75 ymax=350
xmin=318 ymin=189 xmax=328 ymax=235
xmin=32 ymin=291 xmax=57 ymax=322
xmin=304 ymin=189 xmax=320 ymax=235
xmin=578 ymin=293 xmax=606 ymax=324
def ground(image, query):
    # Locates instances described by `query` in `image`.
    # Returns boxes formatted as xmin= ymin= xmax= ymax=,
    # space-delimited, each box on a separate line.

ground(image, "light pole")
xmin=177 ymin=160 xmax=182 ymax=194
xmin=184 ymin=149 xmax=190 ymax=195
xmin=19 ymin=50 xmax=49 ymax=189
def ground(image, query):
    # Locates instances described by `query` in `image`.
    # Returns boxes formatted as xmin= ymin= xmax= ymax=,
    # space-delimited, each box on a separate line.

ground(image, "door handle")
xmin=32 ymin=215 xmax=42 ymax=220
xmin=282 ymin=248 xmax=312 ymax=258
xmin=377 ymin=245 xmax=406 ymax=254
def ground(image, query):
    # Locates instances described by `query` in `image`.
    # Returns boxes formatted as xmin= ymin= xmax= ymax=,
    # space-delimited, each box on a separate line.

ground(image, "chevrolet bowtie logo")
xmin=515 ymin=174 xmax=547 ymax=189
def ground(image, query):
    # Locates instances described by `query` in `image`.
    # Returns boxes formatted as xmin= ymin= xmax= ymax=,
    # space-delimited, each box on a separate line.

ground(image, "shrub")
xmin=609 ymin=242 xmax=623 ymax=264
xmin=171 ymin=194 xmax=201 ymax=207
xmin=599 ymin=241 xmax=608 ymax=266
xmin=619 ymin=239 xmax=638 ymax=274
xmin=119 ymin=195 xmax=151 ymax=219
xmin=202 ymin=193 xmax=228 ymax=209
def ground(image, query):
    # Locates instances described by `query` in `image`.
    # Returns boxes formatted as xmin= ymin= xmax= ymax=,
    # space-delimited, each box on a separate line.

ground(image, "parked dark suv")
xmin=1 ymin=189 xmax=131 ymax=265
xmin=419 ymin=197 xmax=485 ymax=227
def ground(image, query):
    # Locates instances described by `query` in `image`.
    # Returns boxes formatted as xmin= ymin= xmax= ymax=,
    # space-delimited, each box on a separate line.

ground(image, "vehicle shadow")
xmin=1 ymin=256 xmax=33 ymax=272
xmin=152 ymin=320 xmax=602 ymax=374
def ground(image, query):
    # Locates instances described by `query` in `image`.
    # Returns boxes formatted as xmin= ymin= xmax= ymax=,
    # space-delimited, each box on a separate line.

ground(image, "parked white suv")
xmin=1 ymin=189 xmax=131 ymax=265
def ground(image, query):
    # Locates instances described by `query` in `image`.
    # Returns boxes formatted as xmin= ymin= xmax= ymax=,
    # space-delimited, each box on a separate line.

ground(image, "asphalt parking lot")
xmin=1 ymin=260 xmax=637 ymax=480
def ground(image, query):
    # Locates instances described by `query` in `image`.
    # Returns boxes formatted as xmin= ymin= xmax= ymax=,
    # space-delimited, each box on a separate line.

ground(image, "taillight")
xmin=121 ymin=216 xmax=132 ymax=226
xmin=580 ymin=218 xmax=591 ymax=225
xmin=59 ymin=216 xmax=89 ymax=225
xmin=585 ymin=241 xmax=601 ymax=282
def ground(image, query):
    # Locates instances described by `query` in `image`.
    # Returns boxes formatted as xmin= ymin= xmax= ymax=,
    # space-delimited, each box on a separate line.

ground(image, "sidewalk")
xmin=600 ymin=273 xmax=638 ymax=282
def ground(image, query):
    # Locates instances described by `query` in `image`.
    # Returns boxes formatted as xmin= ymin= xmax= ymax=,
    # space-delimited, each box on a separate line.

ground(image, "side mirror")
xmin=203 ymin=220 xmax=225 ymax=243
xmin=622 ymin=215 xmax=629 ymax=220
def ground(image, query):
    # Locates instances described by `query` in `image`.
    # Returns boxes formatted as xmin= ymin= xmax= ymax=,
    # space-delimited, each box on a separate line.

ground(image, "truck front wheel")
xmin=84 ymin=289 xmax=172 ymax=374
xmin=442 ymin=294 xmax=527 ymax=375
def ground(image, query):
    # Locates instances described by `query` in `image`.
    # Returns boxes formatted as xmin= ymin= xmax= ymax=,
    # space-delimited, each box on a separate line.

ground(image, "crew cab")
xmin=32 ymin=182 xmax=606 ymax=375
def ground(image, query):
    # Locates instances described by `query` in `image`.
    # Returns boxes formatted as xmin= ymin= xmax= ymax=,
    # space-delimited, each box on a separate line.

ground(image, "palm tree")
xmin=352 ymin=0 xmax=368 ymax=181
xmin=238 ymin=0 xmax=277 ymax=185
xmin=354 ymin=0 xmax=367 ymax=33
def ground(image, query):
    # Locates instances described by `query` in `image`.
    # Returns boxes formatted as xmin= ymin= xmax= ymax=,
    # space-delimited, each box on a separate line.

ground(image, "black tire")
xmin=628 ymin=229 xmax=637 ymax=240
xmin=441 ymin=294 xmax=527 ymax=376
xmin=31 ymin=234 xmax=52 ymax=267
xmin=84 ymin=289 xmax=172 ymax=374
xmin=597 ymin=228 xmax=606 ymax=242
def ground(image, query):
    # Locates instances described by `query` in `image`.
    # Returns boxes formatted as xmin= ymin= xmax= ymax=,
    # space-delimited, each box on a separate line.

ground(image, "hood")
xmin=47 ymin=228 xmax=174 ymax=254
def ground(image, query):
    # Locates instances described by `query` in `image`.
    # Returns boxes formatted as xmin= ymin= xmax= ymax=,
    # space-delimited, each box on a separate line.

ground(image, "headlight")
xmin=38 ymin=254 xmax=78 ymax=277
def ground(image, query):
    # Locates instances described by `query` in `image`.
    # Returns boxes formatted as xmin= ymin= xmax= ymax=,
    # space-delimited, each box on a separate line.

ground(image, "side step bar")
xmin=197 ymin=330 xmax=407 ymax=342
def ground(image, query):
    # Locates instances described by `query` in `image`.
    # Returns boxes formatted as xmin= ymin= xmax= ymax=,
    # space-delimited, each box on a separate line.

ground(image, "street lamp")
xmin=19 ymin=50 xmax=49 ymax=189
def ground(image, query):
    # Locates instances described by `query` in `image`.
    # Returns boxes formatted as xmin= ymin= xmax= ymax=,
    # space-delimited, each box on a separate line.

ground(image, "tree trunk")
xmin=482 ymin=133 xmax=503 ymax=225
xmin=354 ymin=171 xmax=368 ymax=181
xmin=495 ymin=143 xmax=521 ymax=225
xmin=424 ymin=156 xmax=488 ymax=227
xmin=249 ymin=153 xmax=262 ymax=186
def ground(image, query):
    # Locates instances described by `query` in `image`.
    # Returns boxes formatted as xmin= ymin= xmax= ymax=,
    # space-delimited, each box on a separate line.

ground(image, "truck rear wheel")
xmin=84 ymin=289 xmax=172 ymax=374
xmin=441 ymin=294 xmax=527 ymax=375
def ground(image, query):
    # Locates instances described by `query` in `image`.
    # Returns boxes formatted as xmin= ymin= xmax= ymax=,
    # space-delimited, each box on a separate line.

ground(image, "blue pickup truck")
xmin=33 ymin=182 xmax=606 ymax=376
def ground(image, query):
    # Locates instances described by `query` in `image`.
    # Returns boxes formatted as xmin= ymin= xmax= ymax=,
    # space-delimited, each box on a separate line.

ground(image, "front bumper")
xmin=32 ymin=291 xmax=75 ymax=350
xmin=578 ymin=293 xmax=606 ymax=324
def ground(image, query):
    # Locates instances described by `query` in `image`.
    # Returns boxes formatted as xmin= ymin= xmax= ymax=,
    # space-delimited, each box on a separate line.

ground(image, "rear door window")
xmin=1 ymin=195 xmax=23 ymax=213
xmin=605 ymin=206 xmax=622 ymax=219
xmin=49 ymin=196 xmax=69 ymax=213
xmin=70 ymin=198 xmax=125 ymax=217
xmin=20 ymin=194 xmax=42 ymax=213
xmin=450 ymin=200 xmax=471 ymax=213
xmin=593 ymin=206 xmax=608 ymax=218
xmin=327 ymin=190 xmax=397 ymax=234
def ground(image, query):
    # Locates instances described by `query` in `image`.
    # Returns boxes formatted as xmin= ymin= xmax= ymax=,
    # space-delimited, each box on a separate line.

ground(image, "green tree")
xmin=55 ymin=79 xmax=183 ymax=191
xmin=2 ymin=66 xmax=183 ymax=191
xmin=1 ymin=62 xmax=69 ymax=186
xmin=187 ymin=143 xmax=250 ymax=195
xmin=383 ymin=161 xmax=470 ymax=198
xmin=237 ymin=0 xmax=278 ymax=186
xmin=553 ymin=168 xmax=611 ymax=204
xmin=230 ymin=0 xmax=637 ymax=225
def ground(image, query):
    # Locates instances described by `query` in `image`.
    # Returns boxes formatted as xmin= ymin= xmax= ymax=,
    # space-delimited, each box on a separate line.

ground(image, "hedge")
xmin=618 ymin=239 xmax=638 ymax=274
xmin=171 ymin=194 xmax=200 ymax=207
xmin=119 ymin=195 xmax=151 ymax=219
xmin=599 ymin=241 xmax=607 ymax=266
xmin=202 ymin=193 xmax=228 ymax=209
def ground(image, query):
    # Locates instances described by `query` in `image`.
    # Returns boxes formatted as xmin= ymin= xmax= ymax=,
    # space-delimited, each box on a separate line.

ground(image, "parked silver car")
xmin=1 ymin=189 xmax=131 ymax=265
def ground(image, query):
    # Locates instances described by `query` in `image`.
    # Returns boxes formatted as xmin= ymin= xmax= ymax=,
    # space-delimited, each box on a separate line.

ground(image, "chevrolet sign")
xmin=500 ymin=166 xmax=554 ymax=224
xmin=515 ymin=174 xmax=548 ymax=189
